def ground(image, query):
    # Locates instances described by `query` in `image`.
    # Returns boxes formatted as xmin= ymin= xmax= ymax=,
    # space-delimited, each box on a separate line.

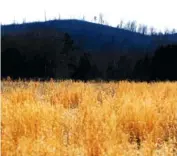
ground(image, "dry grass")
xmin=1 ymin=79 xmax=177 ymax=156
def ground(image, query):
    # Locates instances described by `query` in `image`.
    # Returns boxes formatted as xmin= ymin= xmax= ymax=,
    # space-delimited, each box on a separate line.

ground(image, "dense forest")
xmin=1 ymin=21 xmax=177 ymax=81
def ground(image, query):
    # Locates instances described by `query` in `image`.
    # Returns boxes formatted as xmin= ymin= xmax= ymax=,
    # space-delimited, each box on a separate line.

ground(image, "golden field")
xmin=1 ymin=80 xmax=177 ymax=156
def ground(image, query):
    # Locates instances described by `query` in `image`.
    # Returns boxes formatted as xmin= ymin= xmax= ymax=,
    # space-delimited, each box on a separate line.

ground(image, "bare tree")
xmin=124 ymin=20 xmax=137 ymax=32
xmin=164 ymin=28 xmax=170 ymax=35
xmin=150 ymin=27 xmax=155 ymax=35
xmin=82 ymin=15 xmax=85 ymax=21
xmin=22 ymin=18 xmax=26 ymax=24
xmin=58 ymin=14 xmax=61 ymax=20
xmin=99 ymin=13 xmax=104 ymax=24
xmin=94 ymin=16 xmax=97 ymax=23
xmin=137 ymin=24 xmax=143 ymax=33
xmin=138 ymin=24 xmax=148 ymax=35
xmin=125 ymin=21 xmax=131 ymax=30
xmin=118 ymin=20 xmax=124 ymax=28
xmin=13 ymin=17 xmax=16 ymax=24
xmin=130 ymin=21 xmax=137 ymax=32
xmin=142 ymin=25 xmax=148 ymax=35
xmin=171 ymin=28 xmax=176 ymax=34
xmin=44 ymin=11 xmax=47 ymax=21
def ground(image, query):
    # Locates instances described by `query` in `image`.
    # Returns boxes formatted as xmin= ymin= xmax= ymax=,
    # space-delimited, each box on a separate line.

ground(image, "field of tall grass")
xmin=1 ymin=79 xmax=177 ymax=156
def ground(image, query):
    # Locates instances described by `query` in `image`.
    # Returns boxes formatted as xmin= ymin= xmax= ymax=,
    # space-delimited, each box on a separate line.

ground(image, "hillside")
xmin=2 ymin=19 xmax=177 ymax=81
xmin=2 ymin=19 xmax=177 ymax=53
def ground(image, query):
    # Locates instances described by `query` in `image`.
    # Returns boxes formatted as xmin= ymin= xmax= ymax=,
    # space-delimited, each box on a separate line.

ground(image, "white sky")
xmin=0 ymin=0 xmax=177 ymax=32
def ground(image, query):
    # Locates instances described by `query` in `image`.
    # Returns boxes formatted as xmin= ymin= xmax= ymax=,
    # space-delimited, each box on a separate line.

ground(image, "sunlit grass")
xmin=1 ymin=79 xmax=177 ymax=155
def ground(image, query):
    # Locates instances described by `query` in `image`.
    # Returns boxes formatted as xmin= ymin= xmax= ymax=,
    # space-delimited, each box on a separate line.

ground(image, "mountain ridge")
xmin=2 ymin=19 xmax=177 ymax=53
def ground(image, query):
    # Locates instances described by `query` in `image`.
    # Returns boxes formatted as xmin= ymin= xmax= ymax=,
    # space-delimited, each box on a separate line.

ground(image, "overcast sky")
xmin=1 ymin=0 xmax=177 ymax=32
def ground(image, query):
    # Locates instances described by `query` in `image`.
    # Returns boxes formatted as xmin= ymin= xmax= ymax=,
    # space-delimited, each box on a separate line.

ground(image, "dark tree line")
xmin=151 ymin=45 xmax=177 ymax=81
xmin=1 ymin=27 xmax=177 ymax=81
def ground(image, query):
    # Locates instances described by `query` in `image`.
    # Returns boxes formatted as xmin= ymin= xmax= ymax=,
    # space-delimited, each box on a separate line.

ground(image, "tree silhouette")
xmin=130 ymin=21 xmax=137 ymax=32
xmin=94 ymin=16 xmax=97 ymax=23
xmin=2 ymin=48 xmax=26 ymax=79
xmin=133 ymin=54 xmax=151 ymax=81
xmin=171 ymin=29 xmax=176 ymax=34
xmin=151 ymin=44 xmax=177 ymax=80
xmin=117 ymin=20 xmax=124 ymax=28
xmin=99 ymin=13 xmax=104 ymax=24
xmin=138 ymin=24 xmax=147 ymax=35
xmin=150 ymin=27 xmax=156 ymax=35
xmin=72 ymin=53 xmax=92 ymax=81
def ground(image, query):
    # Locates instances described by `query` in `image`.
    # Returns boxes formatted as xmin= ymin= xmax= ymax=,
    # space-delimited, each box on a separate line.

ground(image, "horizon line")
xmin=1 ymin=17 xmax=176 ymax=35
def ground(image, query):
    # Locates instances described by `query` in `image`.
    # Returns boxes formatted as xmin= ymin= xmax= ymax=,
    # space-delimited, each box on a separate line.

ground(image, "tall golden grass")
xmin=1 ymin=80 xmax=177 ymax=156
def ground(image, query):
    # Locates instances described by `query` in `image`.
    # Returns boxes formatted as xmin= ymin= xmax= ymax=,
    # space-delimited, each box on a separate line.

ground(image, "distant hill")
xmin=2 ymin=19 xmax=177 ymax=81
xmin=1 ymin=19 xmax=177 ymax=53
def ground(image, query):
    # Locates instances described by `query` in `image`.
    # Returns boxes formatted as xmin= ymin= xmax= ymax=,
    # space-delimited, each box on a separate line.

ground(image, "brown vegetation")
xmin=1 ymin=80 xmax=177 ymax=155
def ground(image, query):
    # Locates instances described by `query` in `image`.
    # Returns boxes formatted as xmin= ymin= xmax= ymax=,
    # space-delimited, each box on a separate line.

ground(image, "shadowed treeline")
xmin=1 ymin=25 xmax=177 ymax=82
